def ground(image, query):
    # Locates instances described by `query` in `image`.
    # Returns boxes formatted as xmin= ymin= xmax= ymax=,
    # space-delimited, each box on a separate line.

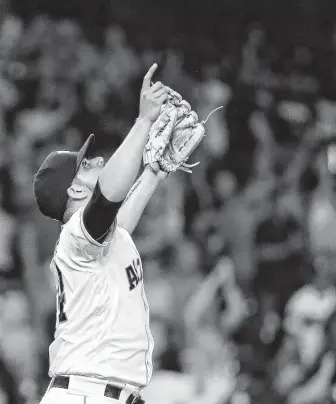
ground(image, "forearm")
xmin=117 ymin=166 xmax=163 ymax=234
xmin=99 ymin=117 xmax=152 ymax=202
xmin=221 ymin=287 xmax=248 ymax=332
xmin=184 ymin=271 xmax=220 ymax=329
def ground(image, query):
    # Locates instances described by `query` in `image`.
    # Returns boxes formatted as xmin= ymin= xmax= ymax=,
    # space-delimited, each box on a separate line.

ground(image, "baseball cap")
xmin=33 ymin=134 xmax=95 ymax=222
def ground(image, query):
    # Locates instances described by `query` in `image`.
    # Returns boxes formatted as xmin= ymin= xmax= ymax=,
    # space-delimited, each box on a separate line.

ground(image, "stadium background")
xmin=2 ymin=0 xmax=336 ymax=403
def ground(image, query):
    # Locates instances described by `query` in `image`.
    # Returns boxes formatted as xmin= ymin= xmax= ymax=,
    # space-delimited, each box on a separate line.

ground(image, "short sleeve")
xmin=55 ymin=208 xmax=115 ymax=268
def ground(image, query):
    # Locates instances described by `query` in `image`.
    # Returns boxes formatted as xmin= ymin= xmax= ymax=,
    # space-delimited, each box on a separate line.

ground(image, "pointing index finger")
xmin=142 ymin=63 xmax=158 ymax=90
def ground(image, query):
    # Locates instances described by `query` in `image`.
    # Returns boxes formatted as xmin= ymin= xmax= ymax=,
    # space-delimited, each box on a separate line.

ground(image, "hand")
xmin=215 ymin=257 xmax=235 ymax=288
xmin=139 ymin=63 xmax=168 ymax=122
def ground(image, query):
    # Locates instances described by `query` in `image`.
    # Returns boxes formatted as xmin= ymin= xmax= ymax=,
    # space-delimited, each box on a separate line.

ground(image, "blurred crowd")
xmin=2 ymin=0 xmax=336 ymax=403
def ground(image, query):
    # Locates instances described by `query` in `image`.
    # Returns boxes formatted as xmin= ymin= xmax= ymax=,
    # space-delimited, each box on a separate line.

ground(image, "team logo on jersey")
xmin=125 ymin=258 xmax=143 ymax=291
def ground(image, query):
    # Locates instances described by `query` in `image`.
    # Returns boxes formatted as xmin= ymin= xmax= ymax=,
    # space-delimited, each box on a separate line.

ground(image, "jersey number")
xmin=56 ymin=266 xmax=68 ymax=323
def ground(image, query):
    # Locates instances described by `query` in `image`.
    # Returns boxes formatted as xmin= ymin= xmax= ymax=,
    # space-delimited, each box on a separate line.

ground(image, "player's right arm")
xmin=81 ymin=64 xmax=168 ymax=243
xmin=98 ymin=63 xmax=166 ymax=203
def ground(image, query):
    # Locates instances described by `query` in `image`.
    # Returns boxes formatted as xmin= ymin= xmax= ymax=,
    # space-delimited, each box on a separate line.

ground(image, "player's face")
xmin=76 ymin=157 xmax=105 ymax=191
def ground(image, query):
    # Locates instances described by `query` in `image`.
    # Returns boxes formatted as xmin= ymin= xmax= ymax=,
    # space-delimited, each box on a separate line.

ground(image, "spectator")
xmin=0 ymin=166 xmax=19 ymax=282
xmin=0 ymin=355 xmax=22 ymax=404
xmin=253 ymin=187 xmax=306 ymax=318
xmin=273 ymin=281 xmax=336 ymax=404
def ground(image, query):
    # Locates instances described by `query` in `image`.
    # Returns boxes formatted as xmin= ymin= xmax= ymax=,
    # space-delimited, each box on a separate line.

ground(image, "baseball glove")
xmin=143 ymin=102 xmax=178 ymax=167
xmin=158 ymin=103 xmax=224 ymax=173
xmin=143 ymin=85 xmax=222 ymax=174
xmin=143 ymin=86 xmax=189 ymax=168
xmin=158 ymin=111 xmax=205 ymax=174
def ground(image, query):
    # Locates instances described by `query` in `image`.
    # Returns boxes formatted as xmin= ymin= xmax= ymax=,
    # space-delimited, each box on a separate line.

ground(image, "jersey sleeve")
xmin=55 ymin=207 xmax=115 ymax=270
xmin=82 ymin=181 xmax=122 ymax=242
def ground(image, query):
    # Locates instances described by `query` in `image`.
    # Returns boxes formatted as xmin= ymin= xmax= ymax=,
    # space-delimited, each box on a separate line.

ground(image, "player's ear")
xmin=67 ymin=182 xmax=89 ymax=200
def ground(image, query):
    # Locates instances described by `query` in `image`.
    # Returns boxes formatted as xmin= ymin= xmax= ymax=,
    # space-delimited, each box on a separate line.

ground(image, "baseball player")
xmin=34 ymin=63 xmax=170 ymax=404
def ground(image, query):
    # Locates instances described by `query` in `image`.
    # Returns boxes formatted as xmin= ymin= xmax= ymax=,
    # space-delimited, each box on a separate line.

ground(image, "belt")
xmin=51 ymin=376 xmax=145 ymax=404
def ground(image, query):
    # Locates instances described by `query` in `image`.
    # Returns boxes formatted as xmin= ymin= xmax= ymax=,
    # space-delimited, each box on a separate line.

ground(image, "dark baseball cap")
xmin=33 ymin=134 xmax=95 ymax=222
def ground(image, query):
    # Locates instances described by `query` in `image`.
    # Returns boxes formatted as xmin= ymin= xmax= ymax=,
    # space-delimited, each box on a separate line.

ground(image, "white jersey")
xmin=48 ymin=207 xmax=154 ymax=387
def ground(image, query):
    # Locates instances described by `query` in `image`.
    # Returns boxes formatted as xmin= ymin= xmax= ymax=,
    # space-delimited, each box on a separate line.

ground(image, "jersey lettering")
xmin=125 ymin=258 xmax=142 ymax=291
xmin=56 ymin=265 xmax=68 ymax=323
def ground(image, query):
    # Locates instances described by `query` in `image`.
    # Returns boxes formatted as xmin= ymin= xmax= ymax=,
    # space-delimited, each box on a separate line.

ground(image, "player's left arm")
xmin=117 ymin=164 xmax=167 ymax=235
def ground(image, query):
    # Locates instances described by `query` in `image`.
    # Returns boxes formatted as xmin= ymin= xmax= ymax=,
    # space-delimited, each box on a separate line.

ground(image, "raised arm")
xmin=184 ymin=258 xmax=233 ymax=329
xmin=184 ymin=258 xmax=248 ymax=334
xmin=98 ymin=63 xmax=167 ymax=202
xmin=82 ymin=64 xmax=168 ymax=241
xmin=117 ymin=164 xmax=167 ymax=235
